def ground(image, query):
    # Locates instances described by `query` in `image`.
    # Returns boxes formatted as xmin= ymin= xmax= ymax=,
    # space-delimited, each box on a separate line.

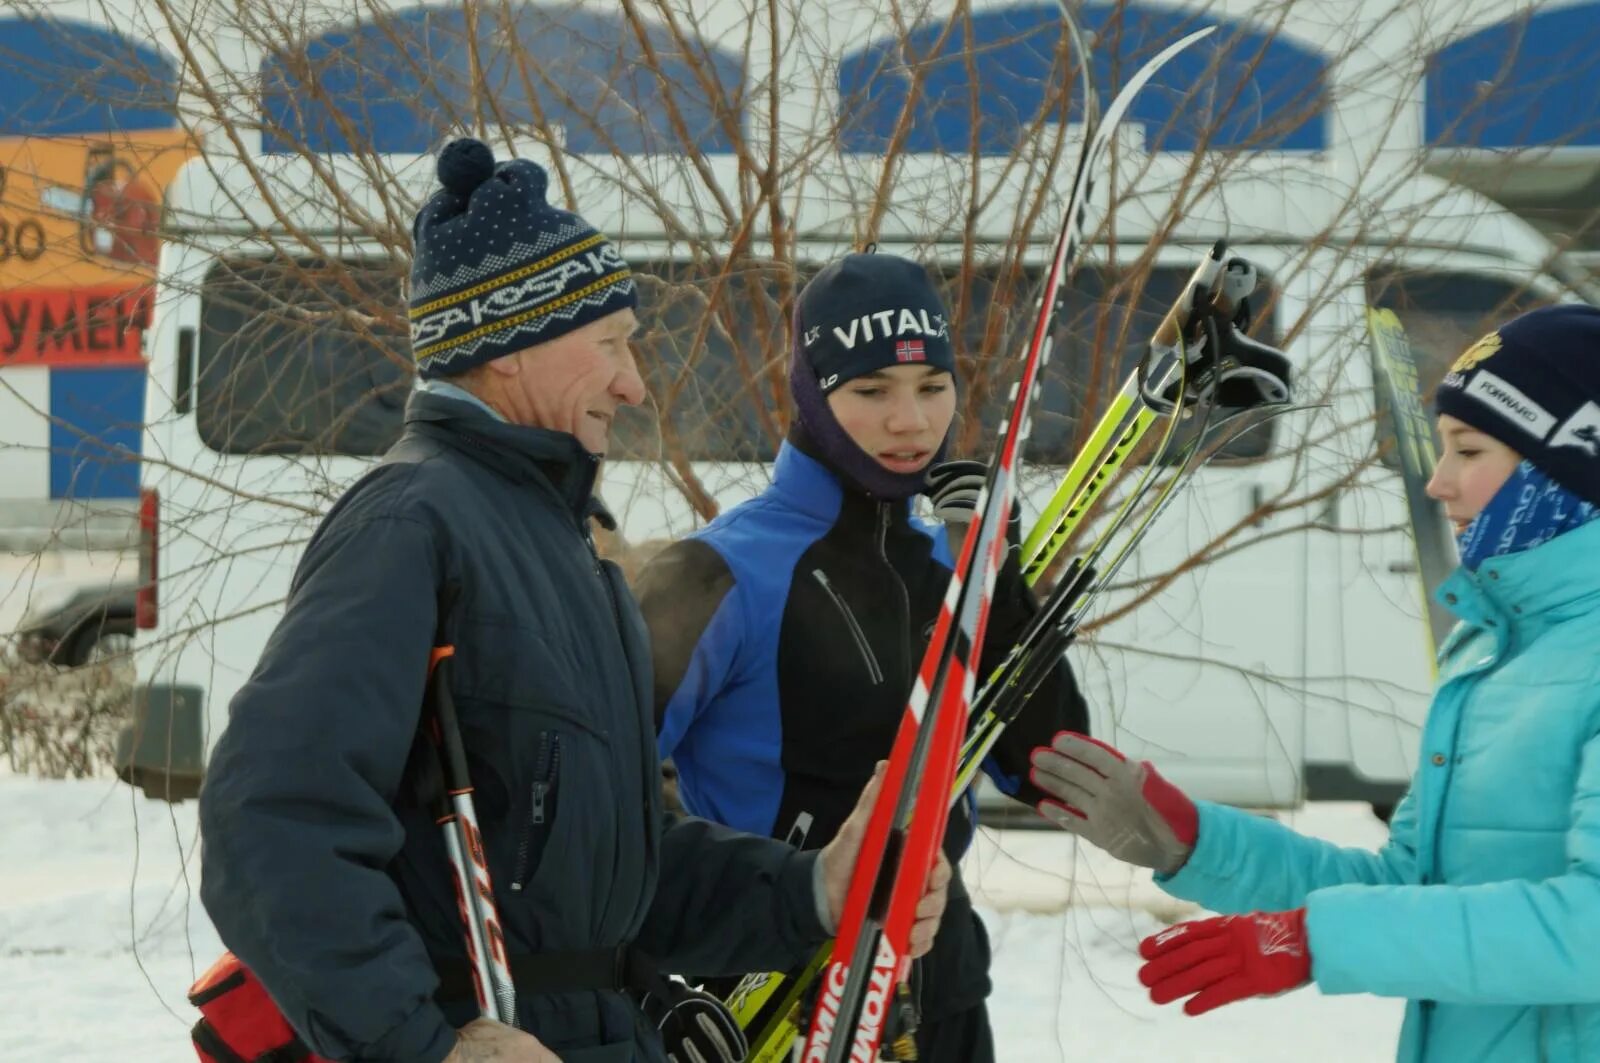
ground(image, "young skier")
xmin=635 ymin=251 xmax=1092 ymax=1062
xmin=1029 ymin=303 xmax=1600 ymax=1061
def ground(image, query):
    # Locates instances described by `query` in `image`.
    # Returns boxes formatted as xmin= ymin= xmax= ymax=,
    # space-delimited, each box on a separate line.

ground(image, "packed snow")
xmin=0 ymin=773 xmax=1402 ymax=1061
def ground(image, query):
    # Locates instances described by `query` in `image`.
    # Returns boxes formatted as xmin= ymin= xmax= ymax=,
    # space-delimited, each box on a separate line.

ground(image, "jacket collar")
xmin=770 ymin=442 xmax=915 ymax=528
xmin=1438 ymin=517 xmax=1600 ymax=633
xmin=402 ymin=389 xmax=614 ymax=527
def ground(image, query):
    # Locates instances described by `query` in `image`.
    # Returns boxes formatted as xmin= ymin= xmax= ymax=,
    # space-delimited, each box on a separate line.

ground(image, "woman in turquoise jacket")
xmin=1027 ymin=303 xmax=1600 ymax=1062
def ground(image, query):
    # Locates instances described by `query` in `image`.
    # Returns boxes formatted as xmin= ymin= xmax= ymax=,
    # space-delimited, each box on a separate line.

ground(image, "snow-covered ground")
xmin=0 ymin=774 xmax=1402 ymax=1061
xmin=966 ymin=810 xmax=1404 ymax=1060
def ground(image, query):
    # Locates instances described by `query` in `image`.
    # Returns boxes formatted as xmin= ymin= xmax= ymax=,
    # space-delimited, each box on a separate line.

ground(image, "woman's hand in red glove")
xmin=1137 ymin=908 xmax=1311 ymax=1016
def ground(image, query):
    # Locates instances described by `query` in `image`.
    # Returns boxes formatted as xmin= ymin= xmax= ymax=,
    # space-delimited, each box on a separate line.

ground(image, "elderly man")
xmin=199 ymin=138 xmax=949 ymax=1063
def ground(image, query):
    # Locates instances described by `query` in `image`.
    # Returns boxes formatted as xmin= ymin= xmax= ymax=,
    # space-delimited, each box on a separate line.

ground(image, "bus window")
xmin=196 ymin=258 xmax=410 ymax=455
xmin=614 ymin=261 xmax=798 ymax=463
xmin=1366 ymin=269 xmax=1553 ymax=470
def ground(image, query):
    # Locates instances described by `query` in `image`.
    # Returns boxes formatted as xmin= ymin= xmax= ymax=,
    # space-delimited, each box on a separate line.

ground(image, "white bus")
xmin=115 ymin=0 xmax=1597 ymax=816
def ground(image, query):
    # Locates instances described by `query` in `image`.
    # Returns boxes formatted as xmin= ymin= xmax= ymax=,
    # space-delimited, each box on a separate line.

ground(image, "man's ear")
xmin=481 ymin=352 xmax=523 ymax=378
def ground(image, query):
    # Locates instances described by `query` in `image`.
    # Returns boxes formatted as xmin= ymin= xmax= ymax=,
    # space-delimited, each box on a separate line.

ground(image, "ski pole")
xmin=425 ymin=646 xmax=519 ymax=1026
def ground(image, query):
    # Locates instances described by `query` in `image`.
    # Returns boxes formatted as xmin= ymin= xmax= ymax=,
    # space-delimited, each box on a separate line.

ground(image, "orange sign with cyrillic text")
xmin=0 ymin=130 xmax=193 ymax=368
xmin=0 ymin=285 xmax=153 ymax=366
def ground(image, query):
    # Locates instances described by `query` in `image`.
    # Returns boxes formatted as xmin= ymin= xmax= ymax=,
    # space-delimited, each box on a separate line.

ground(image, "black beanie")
xmin=408 ymin=138 xmax=637 ymax=378
xmin=1435 ymin=304 xmax=1600 ymax=507
xmin=794 ymin=253 xmax=957 ymax=392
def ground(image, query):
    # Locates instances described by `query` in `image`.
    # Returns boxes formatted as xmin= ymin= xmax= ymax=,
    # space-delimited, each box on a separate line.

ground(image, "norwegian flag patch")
xmin=895 ymin=338 xmax=926 ymax=362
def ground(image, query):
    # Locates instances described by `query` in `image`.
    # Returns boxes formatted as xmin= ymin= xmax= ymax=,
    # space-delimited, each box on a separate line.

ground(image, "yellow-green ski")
xmin=730 ymin=945 xmax=832 ymax=1062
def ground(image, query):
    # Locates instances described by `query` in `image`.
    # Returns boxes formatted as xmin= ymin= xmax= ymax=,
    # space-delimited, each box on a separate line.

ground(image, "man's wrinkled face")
xmin=509 ymin=309 xmax=645 ymax=455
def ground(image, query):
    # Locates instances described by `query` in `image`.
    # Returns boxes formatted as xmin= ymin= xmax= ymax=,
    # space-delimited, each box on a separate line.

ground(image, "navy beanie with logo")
xmin=794 ymin=253 xmax=957 ymax=392
xmin=788 ymin=252 xmax=959 ymax=499
xmin=408 ymin=138 xmax=637 ymax=378
xmin=1435 ymin=303 xmax=1600 ymax=507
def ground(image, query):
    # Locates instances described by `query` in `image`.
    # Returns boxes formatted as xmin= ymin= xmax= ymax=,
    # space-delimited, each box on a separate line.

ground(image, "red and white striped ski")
xmin=800 ymin=22 xmax=1217 ymax=1063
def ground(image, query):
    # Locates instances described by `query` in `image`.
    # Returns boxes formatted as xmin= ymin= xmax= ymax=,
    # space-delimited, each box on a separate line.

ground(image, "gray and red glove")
xmin=1138 ymin=908 xmax=1312 ymax=1016
xmin=1027 ymin=731 xmax=1198 ymax=874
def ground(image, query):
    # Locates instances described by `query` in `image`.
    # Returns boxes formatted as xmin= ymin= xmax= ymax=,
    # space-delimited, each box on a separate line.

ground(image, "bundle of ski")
xmin=960 ymin=239 xmax=1288 ymax=778
xmin=793 ymin=22 xmax=1221 ymax=1063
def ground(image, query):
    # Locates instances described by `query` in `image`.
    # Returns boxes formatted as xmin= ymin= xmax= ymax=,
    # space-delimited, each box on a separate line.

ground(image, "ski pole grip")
xmin=1151 ymin=240 xmax=1229 ymax=350
xmin=1217 ymin=257 xmax=1258 ymax=309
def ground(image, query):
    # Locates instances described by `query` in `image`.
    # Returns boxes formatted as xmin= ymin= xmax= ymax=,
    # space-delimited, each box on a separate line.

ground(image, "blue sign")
xmin=836 ymin=3 xmax=1328 ymax=155
xmin=260 ymin=4 xmax=746 ymax=154
xmin=1427 ymin=1 xmax=1600 ymax=149
xmin=0 ymin=18 xmax=173 ymax=136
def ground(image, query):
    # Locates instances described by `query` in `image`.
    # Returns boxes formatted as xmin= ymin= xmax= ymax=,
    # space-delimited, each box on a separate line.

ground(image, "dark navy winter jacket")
xmin=637 ymin=441 xmax=1088 ymax=1016
xmin=200 ymin=392 xmax=828 ymax=1063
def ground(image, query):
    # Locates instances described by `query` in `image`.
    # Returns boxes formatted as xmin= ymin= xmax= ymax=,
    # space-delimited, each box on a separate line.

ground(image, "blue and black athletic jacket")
xmin=637 ymin=441 xmax=1088 ymax=1015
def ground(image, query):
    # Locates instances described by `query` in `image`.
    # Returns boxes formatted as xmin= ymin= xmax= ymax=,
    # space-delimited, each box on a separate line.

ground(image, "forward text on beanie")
xmin=408 ymin=138 xmax=637 ymax=378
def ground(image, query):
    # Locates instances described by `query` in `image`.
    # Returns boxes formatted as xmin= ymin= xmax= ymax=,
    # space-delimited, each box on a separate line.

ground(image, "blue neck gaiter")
xmin=1457 ymin=459 xmax=1600 ymax=572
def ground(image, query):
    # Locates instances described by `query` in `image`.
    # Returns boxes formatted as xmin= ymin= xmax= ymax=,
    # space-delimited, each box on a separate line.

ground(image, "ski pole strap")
xmin=433 ymin=944 xmax=656 ymax=1002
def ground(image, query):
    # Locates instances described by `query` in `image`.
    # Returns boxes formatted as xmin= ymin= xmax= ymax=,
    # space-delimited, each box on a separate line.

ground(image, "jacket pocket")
xmin=486 ymin=700 xmax=627 ymax=947
xmin=511 ymin=730 xmax=562 ymax=892
xmin=812 ymin=569 xmax=884 ymax=685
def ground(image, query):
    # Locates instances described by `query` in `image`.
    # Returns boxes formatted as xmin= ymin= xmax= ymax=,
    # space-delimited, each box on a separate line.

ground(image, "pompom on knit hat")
xmin=408 ymin=138 xmax=637 ymax=378
xmin=1434 ymin=303 xmax=1600 ymax=507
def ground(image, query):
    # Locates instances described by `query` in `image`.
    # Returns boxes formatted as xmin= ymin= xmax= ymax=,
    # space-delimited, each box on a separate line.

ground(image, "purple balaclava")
xmin=788 ymin=252 xmax=958 ymax=500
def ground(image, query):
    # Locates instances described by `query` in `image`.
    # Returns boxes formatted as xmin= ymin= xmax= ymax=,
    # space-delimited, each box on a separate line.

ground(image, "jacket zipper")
xmin=812 ymin=568 xmax=885 ymax=685
xmin=879 ymin=503 xmax=914 ymax=691
xmin=511 ymin=731 xmax=561 ymax=891
xmin=581 ymin=525 xmax=653 ymax=934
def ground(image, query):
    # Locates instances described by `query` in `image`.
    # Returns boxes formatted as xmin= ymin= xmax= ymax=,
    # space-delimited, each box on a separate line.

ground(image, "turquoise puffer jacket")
xmin=1160 ymin=517 xmax=1600 ymax=1062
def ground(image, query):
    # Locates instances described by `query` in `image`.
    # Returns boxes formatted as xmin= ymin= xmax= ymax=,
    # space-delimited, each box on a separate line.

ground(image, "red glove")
xmin=1137 ymin=908 xmax=1311 ymax=1016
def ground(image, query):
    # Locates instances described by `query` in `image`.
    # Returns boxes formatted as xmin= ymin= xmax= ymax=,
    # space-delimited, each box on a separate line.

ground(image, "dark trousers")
xmin=914 ymin=1001 xmax=995 ymax=1063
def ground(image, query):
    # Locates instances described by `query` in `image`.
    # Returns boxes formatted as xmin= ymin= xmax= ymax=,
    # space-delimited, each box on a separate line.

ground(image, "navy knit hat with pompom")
xmin=408 ymin=138 xmax=637 ymax=378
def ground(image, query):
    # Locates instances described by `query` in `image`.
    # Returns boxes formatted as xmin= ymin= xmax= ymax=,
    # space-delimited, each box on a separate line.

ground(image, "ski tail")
xmin=804 ymin=450 xmax=1015 ymax=1063
xmin=1367 ymin=308 xmax=1458 ymax=663
xmin=732 ymin=948 xmax=832 ymax=1062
